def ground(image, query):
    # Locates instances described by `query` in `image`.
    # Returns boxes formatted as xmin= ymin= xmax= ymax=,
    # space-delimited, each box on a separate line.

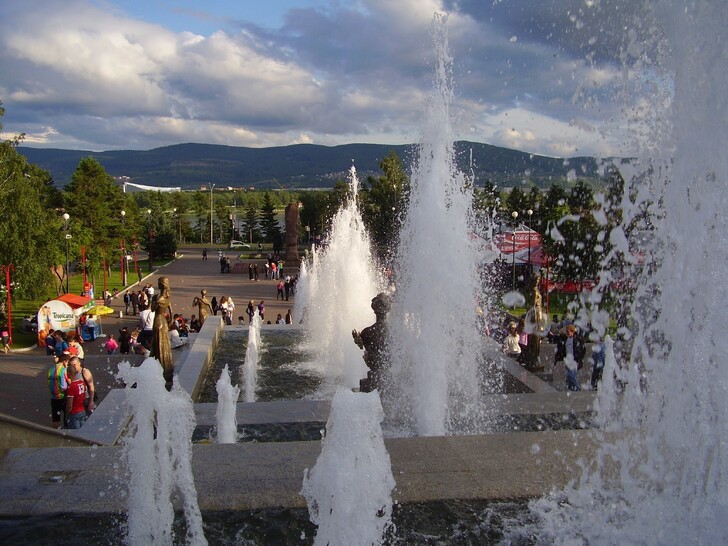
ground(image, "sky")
xmin=0 ymin=0 xmax=669 ymax=158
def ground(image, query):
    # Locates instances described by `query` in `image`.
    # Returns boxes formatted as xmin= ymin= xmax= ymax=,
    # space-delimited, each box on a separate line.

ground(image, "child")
xmin=502 ymin=322 xmax=521 ymax=360
xmin=1 ymin=323 xmax=10 ymax=354
xmin=104 ymin=333 xmax=119 ymax=355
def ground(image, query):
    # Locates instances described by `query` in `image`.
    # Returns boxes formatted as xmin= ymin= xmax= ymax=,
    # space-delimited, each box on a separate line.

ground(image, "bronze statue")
xmin=525 ymin=275 xmax=547 ymax=370
xmin=192 ymin=289 xmax=213 ymax=325
xmin=352 ymin=292 xmax=391 ymax=392
xmin=151 ymin=276 xmax=174 ymax=389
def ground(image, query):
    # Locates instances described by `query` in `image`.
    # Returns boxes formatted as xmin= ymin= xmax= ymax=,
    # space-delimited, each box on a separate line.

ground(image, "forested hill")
xmin=17 ymin=141 xmax=603 ymax=189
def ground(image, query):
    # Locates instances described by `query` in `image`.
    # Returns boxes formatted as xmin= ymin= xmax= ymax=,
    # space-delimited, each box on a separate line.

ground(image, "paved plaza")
xmin=0 ymin=246 xmax=297 ymax=427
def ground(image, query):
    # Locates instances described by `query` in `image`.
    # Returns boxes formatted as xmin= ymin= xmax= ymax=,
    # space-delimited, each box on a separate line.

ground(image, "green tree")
xmin=241 ymin=202 xmax=260 ymax=244
xmin=299 ymin=190 xmax=330 ymax=243
xmin=259 ymin=192 xmax=282 ymax=245
xmin=360 ymin=150 xmax=410 ymax=251
xmin=504 ymin=187 xmax=528 ymax=217
xmin=62 ymin=158 xmax=127 ymax=283
xmin=542 ymin=181 xmax=601 ymax=282
xmin=0 ymin=106 xmax=61 ymax=298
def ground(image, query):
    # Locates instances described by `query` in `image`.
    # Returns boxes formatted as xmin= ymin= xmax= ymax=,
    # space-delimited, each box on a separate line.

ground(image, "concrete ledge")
xmin=0 ymin=413 xmax=101 ymax=461
xmin=0 ymin=429 xmax=605 ymax=515
xmin=176 ymin=316 xmax=224 ymax=400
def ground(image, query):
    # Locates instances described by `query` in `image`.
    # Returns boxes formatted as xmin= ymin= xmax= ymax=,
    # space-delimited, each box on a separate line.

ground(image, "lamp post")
xmin=526 ymin=208 xmax=533 ymax=272
xmin=511 ymin=210 xmax=518 ymax=291
xmin=120 ymin=210 xmax=127 ymax=286
xmin=209 ymin=183 xmax=215 ymax=245
xmin=62 ymin=213 xmax=71 ymax=294
xmin=0 ymin=264 xmax=14 ymax=347
xmin=173 ymin=208 xmax=180 ymax=243
xmin=147 ymin=209 xmax=153 ymax=272
xmin=132 ymin=239 xmax=139 ymax=283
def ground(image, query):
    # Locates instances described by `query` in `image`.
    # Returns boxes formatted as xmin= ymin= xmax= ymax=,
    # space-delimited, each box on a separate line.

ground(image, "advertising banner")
xmin=37 ymin=300 xmax=76 ymax=338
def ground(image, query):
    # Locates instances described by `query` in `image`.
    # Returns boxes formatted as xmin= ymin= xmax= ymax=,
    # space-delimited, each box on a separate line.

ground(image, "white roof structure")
xmin=122 ymin=182 xmax=181 ymax=193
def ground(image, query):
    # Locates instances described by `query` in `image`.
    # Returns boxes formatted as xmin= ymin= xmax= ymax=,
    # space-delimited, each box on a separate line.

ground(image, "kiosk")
xmin=37 ymin=294 xmax=95 ymax=346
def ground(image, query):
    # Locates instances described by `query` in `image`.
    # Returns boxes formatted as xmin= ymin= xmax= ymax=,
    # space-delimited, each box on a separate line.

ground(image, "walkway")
xmin=0 ymin=246 xmax=297 ymax=427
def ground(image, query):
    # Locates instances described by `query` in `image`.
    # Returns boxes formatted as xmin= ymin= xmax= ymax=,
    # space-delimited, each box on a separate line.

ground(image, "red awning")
xmin=56 ymin=293 xmax=94 ymax=308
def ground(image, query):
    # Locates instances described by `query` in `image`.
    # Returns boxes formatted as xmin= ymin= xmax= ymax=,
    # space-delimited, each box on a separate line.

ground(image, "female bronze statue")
xmin=192 ymin=289 xmax=213 ymax=325
xmin=151 ymin=276 xmax=174 ymax=389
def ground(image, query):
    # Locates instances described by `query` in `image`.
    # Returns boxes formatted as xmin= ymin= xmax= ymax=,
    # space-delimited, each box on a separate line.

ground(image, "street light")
xmin=62 ymin=213 xmax=71 ymax=294
xmin=120 ymin=210 xmax=127 ymax=286
xmin=526 ymin=208 xmax=533 ymax=272
xmin=511 ymin=210 xmax=518 ymax=291
xmin=147 ymin=209 xmax=153 ymax=272
xmin=173 ymin=208 xmax=180 ymax=243
xmin=209 ymin=183 xmax=215 ymax=245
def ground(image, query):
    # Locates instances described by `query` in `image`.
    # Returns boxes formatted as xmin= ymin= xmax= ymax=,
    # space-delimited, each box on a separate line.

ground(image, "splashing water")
xmin=242 ymin=310 xmax=262 ymax=402
xmin=520 ymin=2 xmax=728 ymax=543
xmin=118 ymin=358 xmax=207 ymax=545
xmin=386 ymin=15 xmax=488 ymax=436
xmin=215 ymin=364 xmax=240 ymax=443
xmin=296 ymin=165 xmax=382 ymax=391
xmin=301 ymin=389 xmax=395 ymax=545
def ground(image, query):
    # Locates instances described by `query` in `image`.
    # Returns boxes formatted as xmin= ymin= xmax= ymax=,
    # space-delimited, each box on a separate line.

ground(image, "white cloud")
xmin=0 ymin=0 xmax=654 ymax=157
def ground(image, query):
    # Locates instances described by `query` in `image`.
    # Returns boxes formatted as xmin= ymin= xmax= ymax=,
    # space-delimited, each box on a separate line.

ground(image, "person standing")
xmin=202 ymin=248 xmax=208 ymax=261
xmin=211 ymin=296 xmax=219 ymax=316
xmin=65 ymin=356 xmax=87 ymax=429
xmin=138 ymin=305 xmax=155 ymax=353
xmin=246 ymin=300 xmax=255 ymax=323
xmin=257 ymin=300 xmax=265 ymax=322
xmin=123 ymin=291 xmax=131 ymax=315
xmin=1 ymin=320 xmax=10 ymax=354
xmin=285 ymin=310 xmax=293 ymax=324
xmin=48 ymin=353 xmax=69 ymax=428
xmin=560 ymin=324 xmax=585 ymax=391
xmin=137 ymin=290 xmax=147 ymax=312
xmin=80 ymin=359 xmax=96 ymax=416
xmin=53 ymin=331 xmax=69 ymax=358
xmin=67 ymin=332 xmax=85 ymax=360
xmin=119 ymin=327 xmax=132 ymax=354
xmin=130 ymin=290 xmax=139 ymax=315
xmin=502 ymin=322 xmax=521 ymax=360
xmin=219 ymin=296 xmax=230 ymax=324
xmin=276 ymin=280 xmax=284 ymax=300
xmin=225 ymin=296 xmax=235 ymax=325
xmin=591 ymin=337 xmax=606 ymax=390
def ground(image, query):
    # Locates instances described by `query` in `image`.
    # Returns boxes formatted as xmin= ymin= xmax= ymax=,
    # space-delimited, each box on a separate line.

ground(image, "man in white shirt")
xmin=138 ymin=307 xmax=155 ymax=353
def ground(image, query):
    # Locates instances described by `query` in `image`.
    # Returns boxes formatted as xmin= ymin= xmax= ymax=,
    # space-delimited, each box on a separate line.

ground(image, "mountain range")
xmin=17 ymin=141 xmax=604 ymax=190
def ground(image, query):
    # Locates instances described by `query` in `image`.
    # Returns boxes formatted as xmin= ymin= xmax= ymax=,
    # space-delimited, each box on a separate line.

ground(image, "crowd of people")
xmin=501 ymin=312 xmax=606 ymax=391
xmin=46 ymin=329 xmax=96 ymax=430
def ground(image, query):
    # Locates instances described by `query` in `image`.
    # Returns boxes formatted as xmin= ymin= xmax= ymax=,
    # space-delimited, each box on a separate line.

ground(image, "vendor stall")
xmin=37 ymin=294 xmax=95 ymax=346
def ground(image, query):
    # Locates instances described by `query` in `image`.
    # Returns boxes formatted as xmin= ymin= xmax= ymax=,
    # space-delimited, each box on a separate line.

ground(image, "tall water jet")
xmin=118 ymin=358 xmax=207 ymax=545
xmin=242 ymin=310 xmax=261 ymax=402
xmin=297 ymin=165 xmax=382 ymax=390
xmin=386 ymin=15 xmax=487 ymax=436
xmin=523 ymin=2 xmax=728 ymax=543
xmin=301 ymin=389 xmax=395 ymax=545
xmin=215 ymin=364 xmax=240 ymax=443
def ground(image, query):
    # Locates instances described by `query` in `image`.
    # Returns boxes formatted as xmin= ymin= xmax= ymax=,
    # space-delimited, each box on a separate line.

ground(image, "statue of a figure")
xmin=151 ymin=276 xmax=174 ymax=390
xmin=525 ymin=274 xmax=547 ymax=370
xmin=192 ymin=289 xmax=213 ymax=325
xmin=352 ymin=292 xmax=391 ymax=392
